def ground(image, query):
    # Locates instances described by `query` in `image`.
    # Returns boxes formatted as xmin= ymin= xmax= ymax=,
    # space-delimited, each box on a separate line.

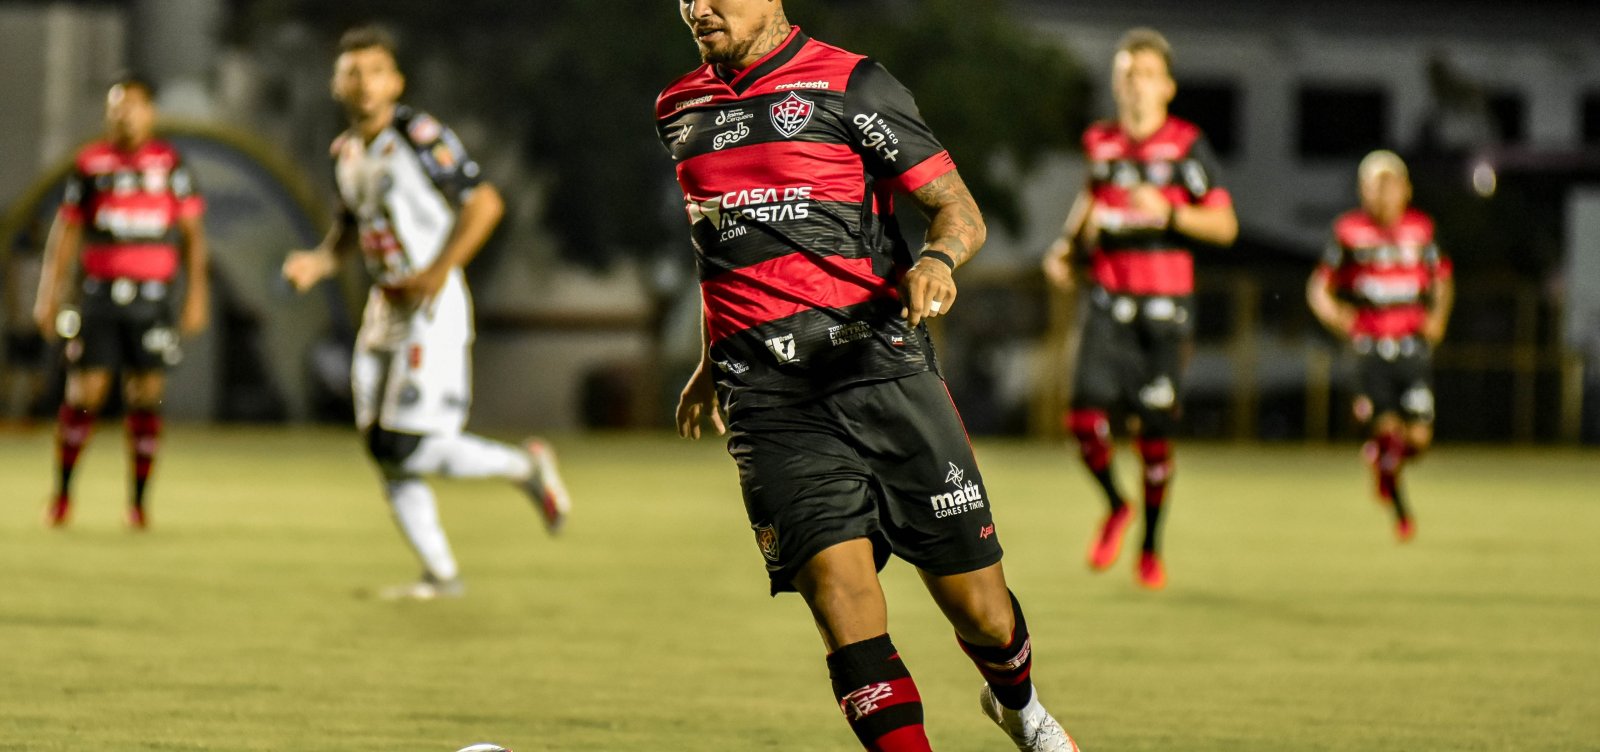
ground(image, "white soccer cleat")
xmin=980 ymin=684 xmax=1081 ymax=752
xmin=374 ymin=573 xmax=464 ymax=601
xmin=522 ymin=438 xmax=571 ymax=535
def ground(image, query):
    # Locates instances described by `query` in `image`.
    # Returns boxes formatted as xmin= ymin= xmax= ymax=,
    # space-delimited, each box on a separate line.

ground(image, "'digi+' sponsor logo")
xmin=686 ymin=186 xmax=813 ymax=242
xmin=929 ymin=462 xmax=985 ymax=519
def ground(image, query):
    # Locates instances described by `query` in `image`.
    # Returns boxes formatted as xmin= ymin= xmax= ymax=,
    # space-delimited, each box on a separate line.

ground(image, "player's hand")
xmin=33 ymin=298 xmax=59 ymax=340
xmin=1127 ymin=185 xmax=1173 ymax=228
xmin=676 ymin=364 xmax=725 ymax=440
xmin=1330 ymin=306 xmax=1359 ymax=340
xmin=180 ymin=298 xmax=208 ymax=337
xmin=1422 ymin=319 xmax=1446 ymax=347
xmin=1041 ymin=239 xmax=1075 ymax=292
xmin=901 ymin=257 xmax=957 ymax=327
xmin=283 ymin=249 xmax=336 ymax=293
xmin=388 ymin=265 xmax=451 ymax=307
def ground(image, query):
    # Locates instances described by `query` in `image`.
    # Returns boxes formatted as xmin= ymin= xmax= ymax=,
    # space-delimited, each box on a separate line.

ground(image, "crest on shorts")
xmin=769 ymin=93 xmax=815 ymax=138
xmin=753 ymin=523 xmax=780 ymax=563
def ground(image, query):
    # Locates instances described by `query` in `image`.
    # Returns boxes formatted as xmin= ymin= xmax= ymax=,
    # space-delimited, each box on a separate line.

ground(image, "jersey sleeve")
xmin=57 ymin=165 xmax=89 ymax=225
xmin=842 ymin=60 xmax=955 ymax=193
xmin=404 ymin=112 xmax=484 ymax=204
xmin=1182 ymin=134 xmax=1231 ymax=208
xmin=170 ymin=155 xmax=204 ymax=219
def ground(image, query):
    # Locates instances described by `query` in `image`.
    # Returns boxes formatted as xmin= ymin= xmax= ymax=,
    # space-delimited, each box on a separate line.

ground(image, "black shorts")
xmin=1353 ymin=336 xmax=1434 ymax=424
xmin=64 ymin=278 xmax=181 ymax=373
xmin=727 ymin=371 xmax=1004 ymax=595
xmin=1071 ymin=288 xmax=1193 ymax=433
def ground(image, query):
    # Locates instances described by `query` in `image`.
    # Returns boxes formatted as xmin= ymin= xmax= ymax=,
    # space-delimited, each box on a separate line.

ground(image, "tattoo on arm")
xmin=909 ymin=171 xmax=986 ymax=267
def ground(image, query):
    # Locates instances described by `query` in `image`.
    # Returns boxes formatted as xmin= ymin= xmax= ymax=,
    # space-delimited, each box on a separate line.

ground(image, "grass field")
xmin=1 ymin=426 xmax=1597 ymax=751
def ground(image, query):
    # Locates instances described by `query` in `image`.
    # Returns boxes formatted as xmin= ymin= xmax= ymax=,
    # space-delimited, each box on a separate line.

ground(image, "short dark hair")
xmin=110 ymin=73 xmax=157 ymax=101
xmin=338 ymin=25 xmax=400 ymax=61
xmin=1116 ymin=27 xmax=1173 ymax=74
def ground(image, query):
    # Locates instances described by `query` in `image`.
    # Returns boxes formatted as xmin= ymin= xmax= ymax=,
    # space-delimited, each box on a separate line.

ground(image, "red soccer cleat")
xmin=45 ymin=497 xmax=71 ymax=528
xmin=1396 ymin=517 xmax=1415 ymax=543
xmin=1087 ymin=505 xmax=1132 ymax=571
xmin=127 ymin=506 xmax=148 ymax=531
xmin=1137 ymin=551 xmax=1166 ymax=590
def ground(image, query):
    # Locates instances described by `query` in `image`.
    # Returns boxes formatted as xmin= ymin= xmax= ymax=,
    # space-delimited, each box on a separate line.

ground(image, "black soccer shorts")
xmin=1353 ymin=335 xmax=1435 ymax=424
xmin=65 ymin=277 xmax=181 ymax=373
xmin=1071 ymin=289 xmax=1194 ymax=436
xmin=726 ymin=371 xmax=1004 ymax=595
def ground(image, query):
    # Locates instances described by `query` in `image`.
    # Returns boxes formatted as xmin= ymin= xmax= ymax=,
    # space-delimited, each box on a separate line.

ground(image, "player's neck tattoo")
xmin=728 ymin=13 xmax=791 ymax=71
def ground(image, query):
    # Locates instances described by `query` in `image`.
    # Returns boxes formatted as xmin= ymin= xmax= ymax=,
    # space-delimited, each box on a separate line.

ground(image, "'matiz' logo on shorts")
xmin=770 ymin=92 xmax=815 ymax=138
xmin=930 ymin=462 xmax=985 ymax=519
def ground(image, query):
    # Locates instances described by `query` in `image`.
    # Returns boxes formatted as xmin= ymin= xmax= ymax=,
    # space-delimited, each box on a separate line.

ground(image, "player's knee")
xmin=366 ymin=427 xmax=425 ymax=476
xmin=1407 ymin=424 xmax=1433 ymax=454
xmin=949 ymin=592 xmax=1015 ymax=647
xmin=1066 ymin=408 xmax=1110 ymax=443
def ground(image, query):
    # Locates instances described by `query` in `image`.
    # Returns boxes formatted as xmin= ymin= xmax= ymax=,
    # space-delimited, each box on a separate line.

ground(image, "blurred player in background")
xmin=1042 ymin=29 xmax=1238 ymax=589
xmin=662 ymin=1 xmax=1077 ymax=750
xmin=283 ymin=27 xmax=570 ymax=600
xmin=33 ymin=76 xmax=210 ymax=529
xmin=1307 ymin=150 xmax=1453 ymax=541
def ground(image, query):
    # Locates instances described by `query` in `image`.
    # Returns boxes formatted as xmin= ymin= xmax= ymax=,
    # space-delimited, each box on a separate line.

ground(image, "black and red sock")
xmin=127 ymin=408 xmax=162 ymax=512
xmin=1137 ymin=436 xmax=1173 ymax=554
xmin=55 ymin=404 xmax=97 ymax=502
xmin=958 ymin=590 xmax=1034 ymax=710
xmin=1374 ymin=430 xmax=1409 ymax=520
xmin=827 ymin=634 xmax=931 ymax=752
xmin=1068 ymin=408 xmax=1124 ymax=511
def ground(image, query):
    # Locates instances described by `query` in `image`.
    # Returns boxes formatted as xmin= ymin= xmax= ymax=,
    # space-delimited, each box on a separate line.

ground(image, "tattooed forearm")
xmin=910 ymin=170 xmax=986 ymax=268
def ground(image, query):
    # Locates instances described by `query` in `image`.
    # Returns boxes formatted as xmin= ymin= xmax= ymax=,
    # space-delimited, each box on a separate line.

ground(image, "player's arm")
xmin=1127 ymin=134 xmax=1239 ymax=247
xmin=283 ymin=216 xmax=354 ymax=293
xmin=1423 ymin=271 xmax=1454 ymax=346
xmin=1042 ymin=185 xmax=1095 ymax=291
xmin=676 ymin=292 xmax=725 ymax=440
xmin=33 ymin=214 xmax=83 ymax=340
xmin=391 ymin=182 xmax=504 ymax=304
xmin=903 ymin=169 xmax=986 ymax=327
xmin=1306 ymin=266 xmax=1356 ymax=340
xmin=176 ymin=212 xmax=210 ymax=336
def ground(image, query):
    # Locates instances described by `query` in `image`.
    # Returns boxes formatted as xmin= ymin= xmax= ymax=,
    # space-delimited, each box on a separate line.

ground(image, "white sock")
xmin=404 ymin=432 xmax=532 ymax=480
xmin=384 ymin=479 xmax=459 ymax=581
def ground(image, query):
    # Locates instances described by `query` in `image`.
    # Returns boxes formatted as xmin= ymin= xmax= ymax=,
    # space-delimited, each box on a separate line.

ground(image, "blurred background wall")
xmin=2 ymin=0 xmax=1598 ymax=442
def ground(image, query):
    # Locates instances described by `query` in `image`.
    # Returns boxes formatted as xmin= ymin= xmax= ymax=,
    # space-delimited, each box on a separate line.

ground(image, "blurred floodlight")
xmin=1471 ymin=160 xmax=1497 ymax=198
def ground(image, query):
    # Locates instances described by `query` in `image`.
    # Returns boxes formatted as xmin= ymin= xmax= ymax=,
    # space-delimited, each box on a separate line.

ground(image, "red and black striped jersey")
xmin=656 ymin=27 xmax=956 ymax=412
xmin=1082 ymin=117 xmax=1230 ymax=296
xmin=1317 ymin=208 xmax=1452 ymax=338
xmin=57 ymin=139 xmax=203 ymax=282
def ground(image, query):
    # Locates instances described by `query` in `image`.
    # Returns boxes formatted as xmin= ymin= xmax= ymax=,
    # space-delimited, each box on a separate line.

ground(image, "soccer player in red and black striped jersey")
xmin=1308 ymin=150 xmax=1453 ymax=542
xmin=33 ymin=76 xmax=210 ymax=529
xmin=660 ymin=2 xmax=1079 ymax=750
xmin=1042 ymin=29 xmax=1239 ymax=590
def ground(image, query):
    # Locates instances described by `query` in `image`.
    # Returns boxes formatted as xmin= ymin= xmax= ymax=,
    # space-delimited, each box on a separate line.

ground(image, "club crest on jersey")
xmin=407 ymin=114 xmax=442 ymax=144
xmin=765 ymin=334 xmax=798 ymax=363
xmin=770 ymin=92 xmax=816 ymax=138
xmin=754 ymin=523 xmax=780 ymax=562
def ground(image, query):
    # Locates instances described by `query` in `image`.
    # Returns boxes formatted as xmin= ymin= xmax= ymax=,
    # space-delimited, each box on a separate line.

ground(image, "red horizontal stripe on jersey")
xmin=1354 ymin=306 xmax=1429 ymax=338
xmin=702 ymin=253 xmax=894 ymax=342
xmin=678 ymin=142 xmax=867 ymax=205
xmin=83 ymin=244 xmax=180 ymax=282
xmin=884 ymin=151 xmax=954 ymax=194
xmin=1092 ymin=249 xmax=1194 ymax=296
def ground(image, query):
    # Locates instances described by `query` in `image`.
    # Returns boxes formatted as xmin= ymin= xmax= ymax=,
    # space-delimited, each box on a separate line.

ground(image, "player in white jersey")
xmin=284 ymin=26 xmax=570 ymax=600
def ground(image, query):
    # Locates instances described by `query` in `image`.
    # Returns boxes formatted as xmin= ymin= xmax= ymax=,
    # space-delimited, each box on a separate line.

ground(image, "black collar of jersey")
xmin=712 ymin=26 xmax=810 ymax=95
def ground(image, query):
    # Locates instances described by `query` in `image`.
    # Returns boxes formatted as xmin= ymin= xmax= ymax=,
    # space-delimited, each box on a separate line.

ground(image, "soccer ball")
xmin=455 ymin=745 xmax=510 ymax=752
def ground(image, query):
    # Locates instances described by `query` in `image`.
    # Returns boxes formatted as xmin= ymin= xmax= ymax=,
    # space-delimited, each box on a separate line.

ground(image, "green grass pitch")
xmin=1 ymin=427 xmax=1596 ymax=751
